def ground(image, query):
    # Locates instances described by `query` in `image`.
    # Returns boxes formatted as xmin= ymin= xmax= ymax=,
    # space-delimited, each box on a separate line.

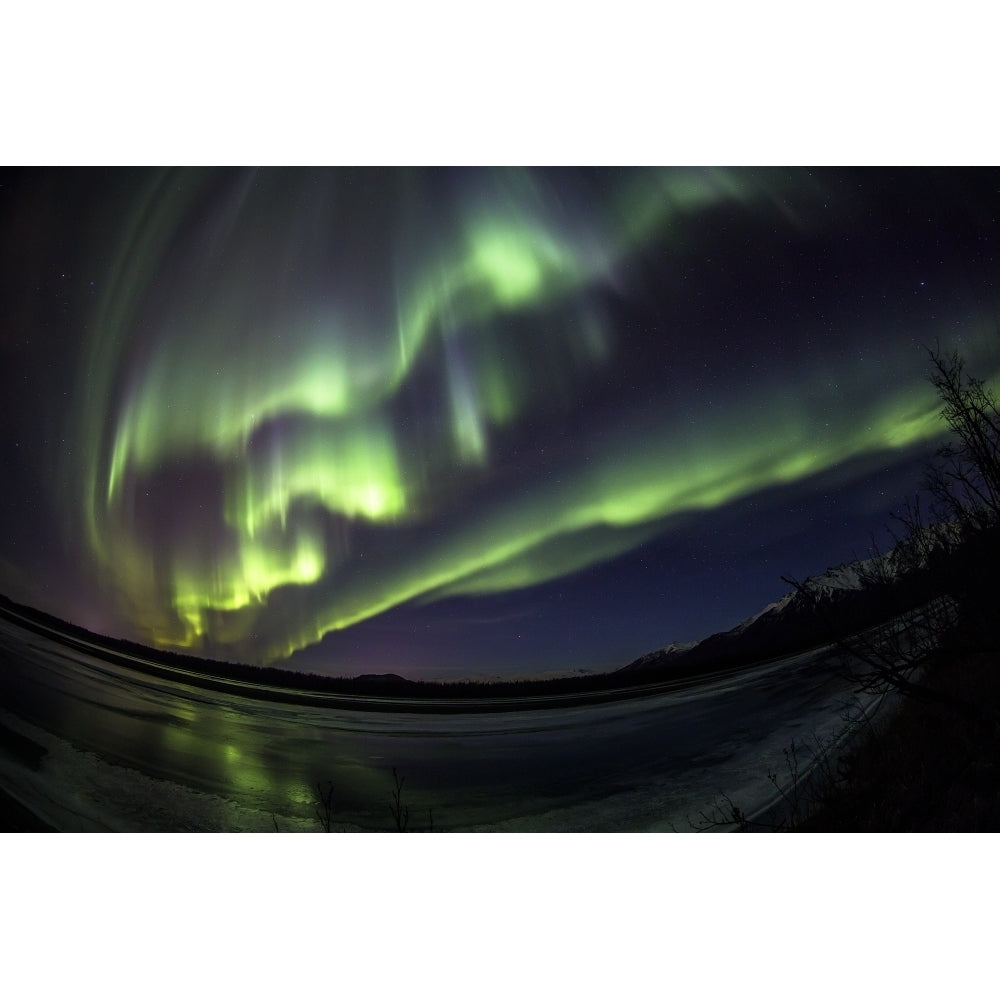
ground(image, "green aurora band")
xmin=67 ymin=168 xmax=998 ymax=665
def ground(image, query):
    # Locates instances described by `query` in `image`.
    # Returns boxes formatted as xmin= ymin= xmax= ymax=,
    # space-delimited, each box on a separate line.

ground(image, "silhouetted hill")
xmin=0 ymin=593 xmax=658 ymax=706
xmin=0 ymin=526 xmax=967 ymax=705
xmin=618 ymin=531 xmax=963 ymax=680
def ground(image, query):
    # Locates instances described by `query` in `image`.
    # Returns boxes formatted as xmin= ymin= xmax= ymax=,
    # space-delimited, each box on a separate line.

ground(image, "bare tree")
xmin=924 ymin=346 xmax=1000 ymax=530
xmin=782 ymin=345 xmax=1000 ymax=725
xmin=315 ymin=780 xmax=336 ymax=832
xmin=389 ymin=767 xmax=409 ymax=832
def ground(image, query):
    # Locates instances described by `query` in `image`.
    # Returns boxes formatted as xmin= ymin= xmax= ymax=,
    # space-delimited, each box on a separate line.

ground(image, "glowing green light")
xmin=467 ymin=223 xmax=565 ymax=305
xmin=67 ymin=168 xmax=996 ymax=665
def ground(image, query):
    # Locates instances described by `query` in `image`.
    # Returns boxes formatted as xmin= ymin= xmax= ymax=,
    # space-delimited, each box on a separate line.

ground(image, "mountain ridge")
xmin=618 ymin=527 xmax=959 ymax=680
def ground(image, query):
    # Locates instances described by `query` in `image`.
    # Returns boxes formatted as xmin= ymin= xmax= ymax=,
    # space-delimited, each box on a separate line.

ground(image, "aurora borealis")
xmin=1 ymin=167 xmax=998 ymax=679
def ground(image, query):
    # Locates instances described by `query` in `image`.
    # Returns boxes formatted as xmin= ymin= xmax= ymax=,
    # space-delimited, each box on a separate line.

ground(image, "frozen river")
xmin=0 ymin=610 xmax=877 ymax=831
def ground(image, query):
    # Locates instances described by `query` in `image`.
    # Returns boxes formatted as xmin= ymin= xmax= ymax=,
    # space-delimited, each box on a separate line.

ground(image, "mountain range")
xmin=618 ymin=535 xmax=955 ymax=680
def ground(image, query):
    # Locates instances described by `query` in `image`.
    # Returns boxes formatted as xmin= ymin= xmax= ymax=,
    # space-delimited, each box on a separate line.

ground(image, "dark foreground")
xmin=796 ymin=644 xmax=1000 ymax=831
xmin=0 ymin=604 xmax=875 ymax=831
xmin=4 ymin=587 xmax=997 ymax=831
xmin=0 ymin=787 xmax=54 ymax=832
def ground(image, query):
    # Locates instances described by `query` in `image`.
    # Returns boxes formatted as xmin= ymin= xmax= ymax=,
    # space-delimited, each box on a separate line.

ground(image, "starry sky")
xmin=1 ymin=167 xmax=997 ymax=681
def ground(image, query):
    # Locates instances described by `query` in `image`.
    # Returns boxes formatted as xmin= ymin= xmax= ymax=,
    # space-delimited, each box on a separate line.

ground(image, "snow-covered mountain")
xmin=619 ymin=532 xmax=959 ymax=679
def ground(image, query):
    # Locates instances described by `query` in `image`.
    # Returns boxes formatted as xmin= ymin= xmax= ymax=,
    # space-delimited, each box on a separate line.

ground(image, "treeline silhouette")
xmin=0 ymin=591 xmax=711 ymax=708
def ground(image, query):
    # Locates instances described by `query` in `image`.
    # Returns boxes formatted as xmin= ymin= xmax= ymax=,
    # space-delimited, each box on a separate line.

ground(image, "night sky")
xmin=1 ymin=167 xmax=997 ymax=681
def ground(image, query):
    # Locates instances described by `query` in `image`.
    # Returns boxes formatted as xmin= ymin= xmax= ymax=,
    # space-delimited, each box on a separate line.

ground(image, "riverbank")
xmin=793 ymin=641 xmax=1000 ymax=831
